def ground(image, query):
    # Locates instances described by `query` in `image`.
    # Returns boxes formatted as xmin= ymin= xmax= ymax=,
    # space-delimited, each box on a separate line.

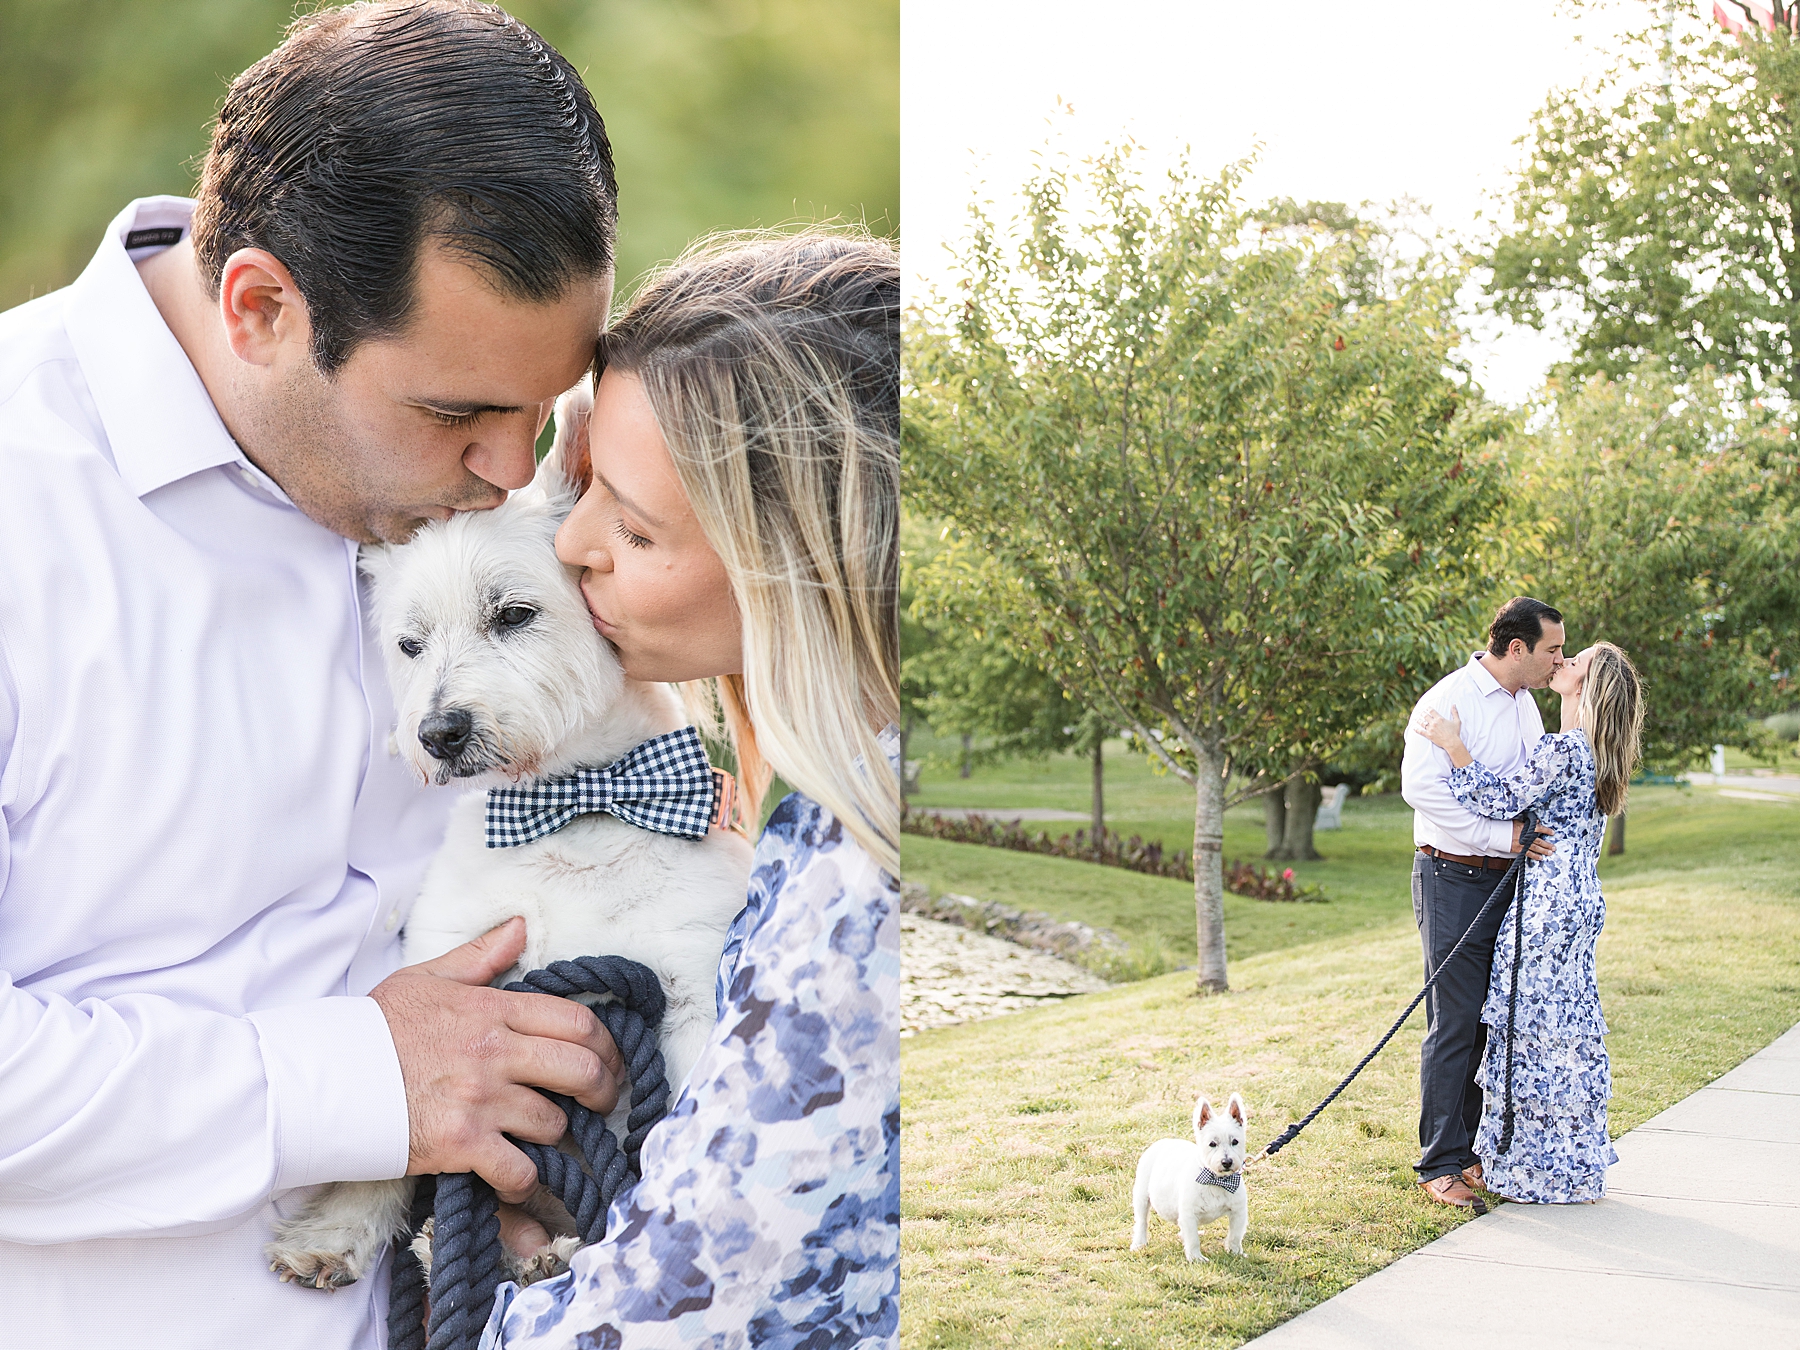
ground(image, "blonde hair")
xmin=596 ymin=231 xmax=899 ymax=873
xmin=1581 ymin=641 xmax=1644 ymax=817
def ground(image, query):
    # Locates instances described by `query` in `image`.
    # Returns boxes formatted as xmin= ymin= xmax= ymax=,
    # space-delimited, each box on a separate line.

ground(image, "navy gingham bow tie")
xmin=1196 ymin=1166 xmax=1241 ymax=1193
xmin=485 ymin=725 xmax=723 ymax=848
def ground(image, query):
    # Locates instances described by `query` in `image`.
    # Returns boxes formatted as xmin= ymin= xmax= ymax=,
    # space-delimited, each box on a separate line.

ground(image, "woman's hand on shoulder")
xmin=1415 ymin=706 xmax=1475 ymax=768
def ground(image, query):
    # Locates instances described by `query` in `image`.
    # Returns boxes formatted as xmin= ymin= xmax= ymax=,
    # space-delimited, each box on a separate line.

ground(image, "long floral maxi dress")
xmin=1447 ymin=731 xmax=1619 ymax=1203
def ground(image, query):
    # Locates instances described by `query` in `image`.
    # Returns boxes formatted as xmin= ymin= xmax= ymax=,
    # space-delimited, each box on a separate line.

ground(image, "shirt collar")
xmin=1466 ymin=651 xmax=1514 ymax=699
xmin=62 ymin=197 xmax=251 ymax=500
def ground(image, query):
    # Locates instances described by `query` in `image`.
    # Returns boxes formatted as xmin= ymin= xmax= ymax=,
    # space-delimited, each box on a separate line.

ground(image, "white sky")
xmin=901 ymin=0 xmax=1712 ymax=406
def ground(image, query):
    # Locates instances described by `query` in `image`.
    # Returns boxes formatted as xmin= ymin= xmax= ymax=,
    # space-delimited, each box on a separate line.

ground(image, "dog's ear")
xmin=1227 ymin=1093 xmax=1247 ymax=1126
xmin=536 ymin=377 xmax=594 ymax=499
xmin=1192 ymin=1096 xmax=1213 ymax=1139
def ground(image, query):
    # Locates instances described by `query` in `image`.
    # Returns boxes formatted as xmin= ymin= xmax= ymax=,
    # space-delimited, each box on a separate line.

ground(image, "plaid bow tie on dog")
xmin=1196 ymin=1166 xmax=1241 ymax=1193
xmin=485 ymin=725 xmax=727 ymax=848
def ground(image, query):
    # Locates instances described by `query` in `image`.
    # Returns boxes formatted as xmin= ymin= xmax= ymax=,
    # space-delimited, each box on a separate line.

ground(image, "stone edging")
xmin=899 ymin=880 xmax=1128 ymax=966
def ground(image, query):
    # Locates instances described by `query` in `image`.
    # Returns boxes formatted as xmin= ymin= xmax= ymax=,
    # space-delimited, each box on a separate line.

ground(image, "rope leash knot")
xmin=1243 ymin=821 xmax=1543 ymax=1173
xmin=388 ymin=955 xmax=674 ymax=1350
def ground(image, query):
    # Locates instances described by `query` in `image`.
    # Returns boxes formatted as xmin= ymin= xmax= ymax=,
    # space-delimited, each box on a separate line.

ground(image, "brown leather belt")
xmin=1417 ymin=845 xmax=1513 ymax=871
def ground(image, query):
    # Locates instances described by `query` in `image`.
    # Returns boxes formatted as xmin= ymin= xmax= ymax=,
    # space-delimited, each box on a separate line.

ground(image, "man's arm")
xmin=0 ymin=965 xmax=407 ymax=1243
xmin=0 ymin=895 xmax=622 ymax=1243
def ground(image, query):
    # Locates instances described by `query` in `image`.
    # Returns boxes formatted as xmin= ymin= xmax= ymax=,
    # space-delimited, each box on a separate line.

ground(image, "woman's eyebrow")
xmin=595 ymin=471 xmax=665 ymax=528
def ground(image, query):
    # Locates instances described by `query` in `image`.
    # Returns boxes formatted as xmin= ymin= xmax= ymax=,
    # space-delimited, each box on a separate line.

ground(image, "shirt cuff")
xmin=247 ymin=996 xmax=410 ymax=1191
xmin=1485 ymin=816 xmax=1516 ymax=856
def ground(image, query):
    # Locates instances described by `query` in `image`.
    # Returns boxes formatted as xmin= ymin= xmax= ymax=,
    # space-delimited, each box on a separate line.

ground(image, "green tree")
xmin=905 ymin=528 xmax=1113 ymax=826
xmin=1505 ymin=364 xmax=1800 ymax=847
xmin=1486 ymin=3 xmax=1800 ymax=399
xmin=905 ymin=143 xmax=1509 ymax=992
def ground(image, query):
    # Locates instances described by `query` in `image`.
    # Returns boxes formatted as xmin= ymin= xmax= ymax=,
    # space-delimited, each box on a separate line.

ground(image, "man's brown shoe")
xmin=1463 ymin=1163 xmax=1486 ymax=1192
xmin=1419 ymin=1174 xmax=1487 ymax=1215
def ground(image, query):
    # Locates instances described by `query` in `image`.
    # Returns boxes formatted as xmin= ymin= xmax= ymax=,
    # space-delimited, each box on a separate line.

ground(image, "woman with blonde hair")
xmin=1416 ymin=641 xmax=1644 ymax=1204
xmin=482 ymin=229 xmax=898 ymax=1346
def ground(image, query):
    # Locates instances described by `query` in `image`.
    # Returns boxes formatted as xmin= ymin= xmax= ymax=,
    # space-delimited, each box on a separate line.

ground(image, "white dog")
xmin=1130 ymin=1093 xmax=1250 ymax=1262
xmin=264 ymin=423 xmax=753 ymax=1291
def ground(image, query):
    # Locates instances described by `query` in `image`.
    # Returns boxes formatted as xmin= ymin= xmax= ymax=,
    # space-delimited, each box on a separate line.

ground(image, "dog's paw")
xmin=266 ymin=1244 xmax=363 ymax=1291
xmin=409 ymin=1217 xmax=435 ymax=1289
xmin=1183 ymin=1250 xmax=1209 ymax=1264
xmin=508 ymin=1235 xmax=582 ymax=1288
xmin=266 ymin=1178 xmax=413 ymax=1292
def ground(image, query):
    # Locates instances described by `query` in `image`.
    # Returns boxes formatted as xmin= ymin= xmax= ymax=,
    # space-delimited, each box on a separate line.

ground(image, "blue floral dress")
xmin=1448 ymin=731 xmax=1618 ymax=1204
xmin=479 ymin=789 xmax=900 ymax=1348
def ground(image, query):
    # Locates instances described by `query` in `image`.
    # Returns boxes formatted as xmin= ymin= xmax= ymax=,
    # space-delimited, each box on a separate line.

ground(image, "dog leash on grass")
xmin=1244 ymin=820 xmax=1544 ymax=1174
xmin=389 ymin=955 xmax=674 ymax=1350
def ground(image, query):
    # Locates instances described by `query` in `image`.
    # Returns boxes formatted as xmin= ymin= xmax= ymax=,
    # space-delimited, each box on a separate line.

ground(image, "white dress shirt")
xmin=1401 ymin=652 xmax=1545 ymax=857
xmin=0 ymin=198 xmax=454 ymax=1346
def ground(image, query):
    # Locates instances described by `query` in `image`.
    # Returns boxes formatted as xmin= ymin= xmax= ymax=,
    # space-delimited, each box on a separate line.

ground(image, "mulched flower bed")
xmin=901 ymin=806 xmax=1328 ymax=902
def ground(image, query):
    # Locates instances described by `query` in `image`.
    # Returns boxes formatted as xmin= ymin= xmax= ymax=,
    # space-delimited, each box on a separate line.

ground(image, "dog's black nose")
xmin=418 ymin=709 xmax=474 ymax=761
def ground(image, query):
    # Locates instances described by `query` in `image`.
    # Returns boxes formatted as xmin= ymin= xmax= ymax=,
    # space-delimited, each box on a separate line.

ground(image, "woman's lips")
xmin=581 ymin=592 xmax=620 ymax=639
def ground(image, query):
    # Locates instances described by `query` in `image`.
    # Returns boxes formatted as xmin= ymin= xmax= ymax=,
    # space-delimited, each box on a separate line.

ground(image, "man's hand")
xmin=370 ymin=917 xmax=623 ymax=1203
xmin=1511 ymin=819 xmax=1555 ymax=861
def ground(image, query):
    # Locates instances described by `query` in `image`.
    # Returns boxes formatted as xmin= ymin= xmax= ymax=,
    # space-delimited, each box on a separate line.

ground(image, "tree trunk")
xmin=1091 ymin=735 xmax=1105 ymax=838
xmin=959 ymin=732 xmax=972 ymax=779
xmin=1262 ymin=785 xmax=1287 ymax=859
xmin=1192 ymin=744 xmax=1228 ymax=993
xmin=1606 ymin=810 xmax=1626 ymax=856
xmin=1280 ymin=777 xmax=1323 ymax=861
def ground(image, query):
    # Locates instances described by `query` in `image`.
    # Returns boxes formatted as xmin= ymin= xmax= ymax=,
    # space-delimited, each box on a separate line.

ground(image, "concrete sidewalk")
xmin=1246 ymin=1021 xmax=1800 ymax=1349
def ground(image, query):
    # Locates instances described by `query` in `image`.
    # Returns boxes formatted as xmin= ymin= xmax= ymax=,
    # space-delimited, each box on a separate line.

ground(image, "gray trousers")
xmin=1413 ymin=851 xmax=1513 ymax=1182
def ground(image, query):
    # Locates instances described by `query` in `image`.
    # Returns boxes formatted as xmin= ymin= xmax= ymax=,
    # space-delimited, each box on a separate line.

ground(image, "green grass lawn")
xmin=904 ymin=738 xmax=1797 ymax=964
xmin=900 ymin=769 xmax=1800 ymax=1349
xmin=1719 ymin=742 xmax=1800 ymax=772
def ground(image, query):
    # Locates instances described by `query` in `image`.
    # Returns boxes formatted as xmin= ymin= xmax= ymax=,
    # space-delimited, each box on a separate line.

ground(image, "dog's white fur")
xmin=264 ymin=442 xmax=753 ymax=1291
xmin=1130 ymin=1092 xmax=1250 ymax=1262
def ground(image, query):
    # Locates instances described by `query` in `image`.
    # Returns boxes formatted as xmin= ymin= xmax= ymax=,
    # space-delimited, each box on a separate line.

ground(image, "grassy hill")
xmin=900 ymin=748 xmax=1800 ymax=1348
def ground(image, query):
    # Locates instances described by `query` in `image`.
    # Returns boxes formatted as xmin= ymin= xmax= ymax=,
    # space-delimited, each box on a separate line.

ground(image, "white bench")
xmin=1314 ymin=783 xmax=1351 ymax=830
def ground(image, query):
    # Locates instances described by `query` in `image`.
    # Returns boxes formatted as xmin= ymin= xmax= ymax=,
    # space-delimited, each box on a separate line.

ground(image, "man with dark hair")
xmin=0 ymin=4 xmax=623 ymax=1343
xmin=1400 ymin=595 xmax=1564 ymax=1210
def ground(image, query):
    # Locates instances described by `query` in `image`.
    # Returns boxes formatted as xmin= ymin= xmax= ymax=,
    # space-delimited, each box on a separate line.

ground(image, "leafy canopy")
xmin=1487 ymin=7 xmax=1800 ymax=400
xmin=1504 ymin=365 xmax=1800 ymax=766
xmin=901 ymin=515 xmax=1096 ymax=769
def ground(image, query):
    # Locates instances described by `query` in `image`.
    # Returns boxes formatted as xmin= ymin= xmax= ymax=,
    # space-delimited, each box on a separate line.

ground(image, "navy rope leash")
xmin=1250 ymin=822 xmax=1542 ymax=1169
xmin=387 ymin=1175 xmax=437 ymax=1350
xmin=388 ymin=955 xmax=672 ymax=1350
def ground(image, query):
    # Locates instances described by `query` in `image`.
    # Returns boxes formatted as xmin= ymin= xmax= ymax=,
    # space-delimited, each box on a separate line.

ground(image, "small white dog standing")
xmin=1131 ymin=1093 xmax=1250 ymax=1262
xmin=264 ymin=422 xmax=753 ymax=1291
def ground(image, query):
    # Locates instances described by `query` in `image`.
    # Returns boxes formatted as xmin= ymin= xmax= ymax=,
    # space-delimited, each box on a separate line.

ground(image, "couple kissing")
xmin=1403 ymin=596 xmax=1644 ymax=1209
